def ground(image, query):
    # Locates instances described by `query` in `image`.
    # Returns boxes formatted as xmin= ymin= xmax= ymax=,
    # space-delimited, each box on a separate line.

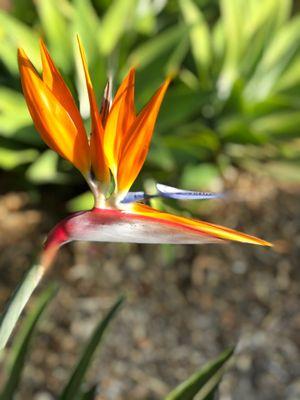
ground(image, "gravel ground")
xmin=0 ymin=173 xmax=299 ymax=400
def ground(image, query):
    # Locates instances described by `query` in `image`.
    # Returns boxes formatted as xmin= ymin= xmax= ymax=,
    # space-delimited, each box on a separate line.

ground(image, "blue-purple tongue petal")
xmin=156 ymin=183 xmax=223 ymax=200
xmin=121 ymin=191 xmax=146 ymax=203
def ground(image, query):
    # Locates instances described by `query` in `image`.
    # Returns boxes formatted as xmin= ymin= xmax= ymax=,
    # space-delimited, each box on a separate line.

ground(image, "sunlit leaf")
xmin=128 ymin=24 xmax=188 ymax=69
xmin=218 ymin=0 xmax=244 ymax=96
xmin=0 ymin=285 xmax=57 ymax=400
xmin=26 ymin=150 xmax=68 ymax=184
xmin=245 ymin=16 xmax=300 ymax=100
xmin=179 ymin=0 xmax=211 ymax=79
xmin=252 ymin=111 xmax=300 ymax=138
xmin=0 ymin=148 xmax=38 ymax=170
xmin=98 ymin=0 xmax=137 ymax=55
xmin=0 ymin=10 xmax=40 ymax=73
xmin=0 ymin=264 xmax=45 ymax=350
xmin=0 ymin=88 xmax=32 ymax=136
xmin=35 ymin=0 xmax=72 ymax=72
xmin=165 ymin=347 xmax=234 ymax=400
xmin=67 ymin=191 xmax=94 ymax=212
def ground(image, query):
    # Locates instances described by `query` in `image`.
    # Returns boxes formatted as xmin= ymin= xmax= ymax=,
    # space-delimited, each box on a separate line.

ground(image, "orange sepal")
xmin=103 ymin=68 xmax=135 ymax=177
xmin=77 ymin=37 xmax=110 ymax=186
xmin=40 ymin=40 xmax=86 ymax=134
xmin=18 ymin=48 xmax=90 ymax=174
xmin=117 ymin=78 xmax=170 ymax=193
xmin=132 ymin=203 xmax=272 ymax=246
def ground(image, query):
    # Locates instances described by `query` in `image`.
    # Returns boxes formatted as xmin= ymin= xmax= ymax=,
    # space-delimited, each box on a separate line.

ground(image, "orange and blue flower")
xmin=18 ymin=38 xmax=271 ymax=266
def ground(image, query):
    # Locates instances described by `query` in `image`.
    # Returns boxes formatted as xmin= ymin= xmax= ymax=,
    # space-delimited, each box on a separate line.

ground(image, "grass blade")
xmin=0 ymin=10 xmax=40 ymax=74
xmin=179 ymin=0 xmax=211 ymax=79
xmin=35 ymin=0 xmax=72 ymax=72
xmin=165 ymin=347 xmax=234 ymax=400
xmin=59 ymin=295 xmax=125 ymax=400
xmin=128 ymin=24 xmax=188 ymax=69
xmin=0 ymin=285 xmax=57 ymax=400
xmin=0 ymin=264 xmax=45 ymax=350
xmin=98 ymin=0 xmax=137 ymax=55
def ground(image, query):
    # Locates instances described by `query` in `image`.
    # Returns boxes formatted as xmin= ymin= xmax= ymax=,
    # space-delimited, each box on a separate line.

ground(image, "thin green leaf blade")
xmin=218 ymin=0 xmax=244 ymax=95
xmin=0 ymin=10 xmax=40 ymax=73
xmin=0 ymin=285 xmax=57 ymax=400
xmin=179 ymin=0 xmax=211 ymax=77
xmin=0 ymin=264 xmax=46 ymax=350
xmin=128 ymin=24 xmax=188 ymax=69
xmin=165 ymin=347 xmax=234 ymax=400
xmin=60 ymin=296 xmax=125 ymax=400
xmin=98 ymin=0 xmax=137 ymax=55
xmin=35 ymin=0 xmax=72 ymax=72
xmin=245 ymin=16 xmax=300 ymax=100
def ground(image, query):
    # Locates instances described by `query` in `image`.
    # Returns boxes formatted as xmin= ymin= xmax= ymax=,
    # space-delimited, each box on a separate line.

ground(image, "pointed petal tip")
xmin=39 ymin=37 xmax=46 ymax=50
xmin=17 ymin=47 xmax=27 ymax=60
xmin=237 ymin=235 xmax=273 ymax=247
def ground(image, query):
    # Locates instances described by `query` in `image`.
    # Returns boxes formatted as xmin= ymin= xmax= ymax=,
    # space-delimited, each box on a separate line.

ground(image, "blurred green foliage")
xmin=1 ymin=0 xmax=300 ymax=208
xmin=0 ymin=286 xmax=233 ymax=399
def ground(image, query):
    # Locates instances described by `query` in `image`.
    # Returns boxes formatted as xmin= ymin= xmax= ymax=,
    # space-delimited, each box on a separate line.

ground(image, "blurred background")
xmin=0 ymin=0 xmax=299 ymax=399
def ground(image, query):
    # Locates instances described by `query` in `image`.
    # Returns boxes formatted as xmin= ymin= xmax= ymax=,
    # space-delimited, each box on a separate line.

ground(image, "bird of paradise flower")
xmin=17 ymin=37 xmax=272 ymax=271
xmin=0 ymin=38 xmax=273 ymax=350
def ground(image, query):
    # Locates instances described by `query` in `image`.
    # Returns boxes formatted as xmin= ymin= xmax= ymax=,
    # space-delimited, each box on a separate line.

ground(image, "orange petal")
xmin=40 ymin=40 xmax=86 ymax=135
xmin=77 ymin=37 xmax=110 ymax=186
xmin=18 ymin=48 xmax=90 ymax=173
xmin=132 ymin=203 xmax=272 ymax=246
xmin=103 ymin=68 xmax=135 ymax=177
xmin=117 ymin=78 xmax=170 ymax=193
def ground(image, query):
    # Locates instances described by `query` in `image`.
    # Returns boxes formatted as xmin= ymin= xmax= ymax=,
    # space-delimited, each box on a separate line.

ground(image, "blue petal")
xmin=156 ymin=184 xmax=223 ymax=200
xmin=121 ymin=191 xmax=146 ymax=203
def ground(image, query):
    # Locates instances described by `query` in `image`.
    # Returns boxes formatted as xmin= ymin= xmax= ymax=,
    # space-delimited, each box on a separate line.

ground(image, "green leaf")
xmin=245 ymin=15 xmax=300 ymax=100
xmin=128 ymin=24 xmax=188 ymax=69
xmin=98 ymin=0 xmax=137 ymax=55
xmin=26 ymin=150 xmax=68 ymax=184
xmin=0 ymin=285 xmax=57 ymax=400
xmin=165 ymin=347 xmax=234 ymax=400
xmin=0 ymin=264 xmax=46 ymax=350
xmin=181 ymin=163 xmax=221 ymax=190
xmin=218 ymin=0 xmax=244 ymax=94
xmin=0 ymin=88 xmax=32 ymax=136
xmin=59 ymin=296 xmax=125 ymax=400
xmin=133 ymin=0 xmax=157 ymax=35
xmin=252 ymin=111 xmax=300 ymax=138
xmin=0 ymin=10 xmax=40 ymax=73
xmin=72 ymin=0 xmax=101 ymax=62
xmin=179 ymin=0 xmax=211 ymax=78
xmin=274 ymin=56 xmax=300 ymax=92
xmin=165 ymin=37 xmax=189 ymax=76
xmin=158 ymin=85 xmax=207 ymax=133
xmin=0 ymin=148 xmax=38 ymax=170
xmin=67 ymin=191 xmax=94 ymax=212
xmin=35 ymin=0 xmax=72 ymax=72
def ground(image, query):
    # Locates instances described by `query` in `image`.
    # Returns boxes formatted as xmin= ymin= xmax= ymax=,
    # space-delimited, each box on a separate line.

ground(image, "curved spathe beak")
xmin=43 ymin=205 xmax=272 ymax=268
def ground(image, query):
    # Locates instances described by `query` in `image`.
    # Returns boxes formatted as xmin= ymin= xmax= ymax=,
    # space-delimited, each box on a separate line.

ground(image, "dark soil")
xmin=0 ymin=173 xmax=299 ymax=400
